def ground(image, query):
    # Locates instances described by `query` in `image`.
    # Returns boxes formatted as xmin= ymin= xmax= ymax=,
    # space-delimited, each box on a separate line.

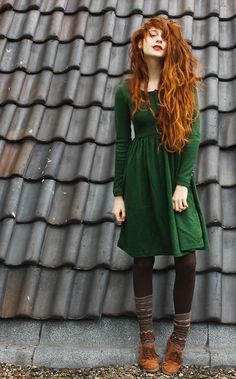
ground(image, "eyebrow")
xmin=149 ymin=29 xmax=162 ymax=34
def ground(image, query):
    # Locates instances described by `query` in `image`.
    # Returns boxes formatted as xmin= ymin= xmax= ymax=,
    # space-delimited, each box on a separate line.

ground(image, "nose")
xmin=155 ymin=35 xmax=163 ymax=44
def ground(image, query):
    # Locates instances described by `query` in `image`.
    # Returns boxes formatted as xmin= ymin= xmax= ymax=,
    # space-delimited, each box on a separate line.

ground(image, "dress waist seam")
xmin=133 ymin=133 xmax=159 ymax=139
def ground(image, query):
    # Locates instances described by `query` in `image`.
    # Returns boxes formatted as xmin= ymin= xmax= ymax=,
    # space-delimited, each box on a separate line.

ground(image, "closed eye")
xmin=149 ymin=32 xmax=157 ymax=37
xmin=148 ymin=31 xmax=165 ymax=40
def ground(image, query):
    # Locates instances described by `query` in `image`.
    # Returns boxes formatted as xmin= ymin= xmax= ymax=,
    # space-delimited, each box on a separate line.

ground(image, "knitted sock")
xmin=135 ymin=294 xmax=155 ymax=344
xmin=170 ymin=312 xmax=191 ymax=349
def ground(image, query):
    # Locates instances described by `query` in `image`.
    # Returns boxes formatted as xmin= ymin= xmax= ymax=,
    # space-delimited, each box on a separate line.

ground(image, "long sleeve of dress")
xmin=113 ymin=84 xmax=132 ymax=197
xmin=175 ymin=96 xmax=201 ymax=188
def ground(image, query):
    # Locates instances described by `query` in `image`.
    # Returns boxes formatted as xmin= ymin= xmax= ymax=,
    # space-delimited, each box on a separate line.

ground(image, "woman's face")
xmin=139 ymin=27 xmax=167 ymax=59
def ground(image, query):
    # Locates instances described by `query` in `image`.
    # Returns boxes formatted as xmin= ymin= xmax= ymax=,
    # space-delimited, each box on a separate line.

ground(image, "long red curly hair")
xmin=126 ymin=16 xmax=204 ymax=153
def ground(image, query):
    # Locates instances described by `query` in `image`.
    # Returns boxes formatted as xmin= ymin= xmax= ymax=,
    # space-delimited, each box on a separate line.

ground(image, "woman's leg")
xmin=133 ymin=256 xmax=159 ymax=373
xmin=172 ymin=251 xmax=196 ymax=347
xmin=162 ymin=252 xmax=196 ymax=375
xmin=133 ymin=256 xmax=155 ymax=344
xmin=174 ymin=251 xmax=196 ymax=314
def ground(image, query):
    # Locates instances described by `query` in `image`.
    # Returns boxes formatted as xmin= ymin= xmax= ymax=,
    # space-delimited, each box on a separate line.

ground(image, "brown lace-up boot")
xmin=162 ymin=333 xmax=185 ymax=375
xmin=138 ymin=330 xmax=159 ymax=373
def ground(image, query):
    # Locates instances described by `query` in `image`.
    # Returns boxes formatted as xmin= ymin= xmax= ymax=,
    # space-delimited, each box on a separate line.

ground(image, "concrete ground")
xmin=0 ymin=318 xmax=235 ymax=368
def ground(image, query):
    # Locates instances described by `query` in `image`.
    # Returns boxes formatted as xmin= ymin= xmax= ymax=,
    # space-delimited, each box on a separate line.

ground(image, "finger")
xmin=179 ymin=202 xmax=187 ymax=212
xmin=117 ymin=213 xmax=122 ymax=222
xmin=177 ymin=199 xmax=184 ymax=212
xmin=119 ymin=214 xmax=125 ymax=221
xmin=172 ymin=199 xmax=176 ymax=211
xmin=115 ymin=211 xmax=122 ymax=222
xmin=179 ymin=199 xmax=188 ymax=211
xmin=182 ymin=198 xmax=188 ymax=208
xmin=118 ymin=209 xmax=125 ymax=221
xmin=174 ymin=200 xmax=181 ymax=212
xmin=173 ymin=198 xmax=183 ymax=212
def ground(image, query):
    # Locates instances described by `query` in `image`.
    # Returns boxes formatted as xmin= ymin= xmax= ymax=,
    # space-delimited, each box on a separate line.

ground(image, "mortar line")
xmin=31 ymin=320 xmax=43 ymax=365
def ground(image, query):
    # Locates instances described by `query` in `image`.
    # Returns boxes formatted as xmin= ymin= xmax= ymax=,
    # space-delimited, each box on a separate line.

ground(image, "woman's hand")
xmin=172 ymin=185 xmax=188 ymax=213
xmin=112 ymin=196 xmax=126 ymax=222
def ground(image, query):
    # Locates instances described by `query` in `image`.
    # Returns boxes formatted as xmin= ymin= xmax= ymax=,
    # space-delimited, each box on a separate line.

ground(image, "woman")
xmin=112 ymin=16 xmax=210 ymax=375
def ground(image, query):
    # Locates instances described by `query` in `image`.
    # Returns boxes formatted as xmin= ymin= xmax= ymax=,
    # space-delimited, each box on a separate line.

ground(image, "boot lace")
xmin=142 ymin=345 xmax=158 ymax=360
xmin=166 ymin=350 xmax=182 ymax=364
xmin=140 ymin=330 xmax=155 ymax=344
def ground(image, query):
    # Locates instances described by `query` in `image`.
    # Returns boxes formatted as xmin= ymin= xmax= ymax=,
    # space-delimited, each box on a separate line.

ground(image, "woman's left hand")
xmin=172 ymin=185 xmax=188 ymax=213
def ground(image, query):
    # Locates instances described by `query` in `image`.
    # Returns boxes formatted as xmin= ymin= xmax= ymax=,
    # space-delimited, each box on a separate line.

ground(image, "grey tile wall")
xmin=0 ymin=0 xmax=235 ymax=322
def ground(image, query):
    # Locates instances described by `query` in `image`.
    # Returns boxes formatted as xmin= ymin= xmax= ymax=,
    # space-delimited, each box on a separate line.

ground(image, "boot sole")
xmin=162 ymin=364 xmax=181 ymax=376
xmin=139 ymin=364 xmax=160 ymax=373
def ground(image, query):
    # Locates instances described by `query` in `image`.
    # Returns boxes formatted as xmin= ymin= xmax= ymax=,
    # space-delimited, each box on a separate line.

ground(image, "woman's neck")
xmin=143 ymin=57 xmax=162 ymax=89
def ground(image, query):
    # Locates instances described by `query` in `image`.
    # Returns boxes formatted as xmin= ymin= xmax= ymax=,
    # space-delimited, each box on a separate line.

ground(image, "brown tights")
xmin=133 ymin=252 xmax=196 ymax=313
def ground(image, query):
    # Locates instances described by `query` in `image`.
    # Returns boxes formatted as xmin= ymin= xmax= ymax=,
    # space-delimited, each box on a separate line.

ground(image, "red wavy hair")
xmin=126 ymin=16 xmax=204 ymax=153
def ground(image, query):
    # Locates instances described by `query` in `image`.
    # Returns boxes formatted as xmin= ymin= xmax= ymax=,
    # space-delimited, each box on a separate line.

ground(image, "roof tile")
xmin=0 ymin=1 xmax=235 ymax=322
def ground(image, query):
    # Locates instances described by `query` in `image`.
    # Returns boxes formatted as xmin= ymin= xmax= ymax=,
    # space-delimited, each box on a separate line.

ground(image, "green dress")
xmin=113 ymin=80 xmax=210 ymax=258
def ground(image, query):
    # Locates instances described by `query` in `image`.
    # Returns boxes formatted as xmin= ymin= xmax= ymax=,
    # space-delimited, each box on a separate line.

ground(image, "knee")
xmin=185 ymin=258 xmax=196 ymax=273
xmin=175 ymin=253 xmax=196 ymax=275
xmin=133 ymin=256 xmax=155 ymax=272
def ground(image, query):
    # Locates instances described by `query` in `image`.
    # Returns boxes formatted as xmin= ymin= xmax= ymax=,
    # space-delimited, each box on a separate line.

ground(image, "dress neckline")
xmin=140 ymin=89 xmax=158 ymax=93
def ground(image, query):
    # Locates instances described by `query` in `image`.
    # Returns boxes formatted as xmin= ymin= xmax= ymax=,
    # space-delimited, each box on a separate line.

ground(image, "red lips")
xmin=153 ymin=45 xmax=163 ymax=50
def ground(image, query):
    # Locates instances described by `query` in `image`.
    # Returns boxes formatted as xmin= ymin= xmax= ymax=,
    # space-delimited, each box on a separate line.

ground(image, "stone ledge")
xmin=0 ymin=318 xmax=234 ymax=368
